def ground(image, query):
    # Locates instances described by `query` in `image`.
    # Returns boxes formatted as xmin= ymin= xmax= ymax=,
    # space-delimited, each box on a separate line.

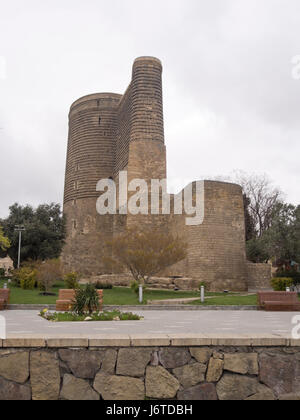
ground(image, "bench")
xmin=56 ymin=289 xmax=103 ymax=312
xmin=258 ymin=291 xmax=300 ymax=312
xmin=0 ymin=289 xmax=10 ymax=311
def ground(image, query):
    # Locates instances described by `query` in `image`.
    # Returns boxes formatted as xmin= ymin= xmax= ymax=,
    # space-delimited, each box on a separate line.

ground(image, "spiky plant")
xmin=72 ymin=284 xmax=100 ymax=315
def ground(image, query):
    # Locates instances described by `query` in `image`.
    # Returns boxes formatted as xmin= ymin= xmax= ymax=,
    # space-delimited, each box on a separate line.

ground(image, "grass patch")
xmin=0 ymin=279 xmax=215 ymax=305
xmin=189 ymin=294 xmax=258 ymax=306
xmin=40 ymin=310 xmax=142 ymax=322
xmin=0 ymin=279 xmax=66 ymax=304
xmin=1 ymin=278 xmax=266 ymax=306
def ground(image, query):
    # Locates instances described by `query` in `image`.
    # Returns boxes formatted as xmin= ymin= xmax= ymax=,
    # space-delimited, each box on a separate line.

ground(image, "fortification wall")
xmin=166 ymin=181 xmax=248 ymax=291
xmin=246 ymin=262 xmax=272 ymax=291
xmin=186 ymin=181 xmax=247 ymax=291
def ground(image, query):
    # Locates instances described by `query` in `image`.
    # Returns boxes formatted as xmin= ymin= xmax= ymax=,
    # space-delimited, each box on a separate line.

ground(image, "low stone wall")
xmin=83 ymin=266 xmax=272 ymax=292
xmin=246 ymin=262 xmax=272 ymax=291
xmin=84 ymin=274 xmax=200 ymax=291
xmin=0 ymin=339 xmax=299 ymax=400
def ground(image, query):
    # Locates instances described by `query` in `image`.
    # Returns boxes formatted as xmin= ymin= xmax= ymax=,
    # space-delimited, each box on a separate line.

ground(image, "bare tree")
xmin=234 ymin=171 xmax=283 ymax=238
xmin=37 ymin=259 xmax=63 ymax=294
xmin=103 ymin=228 xmax=187 ymax=285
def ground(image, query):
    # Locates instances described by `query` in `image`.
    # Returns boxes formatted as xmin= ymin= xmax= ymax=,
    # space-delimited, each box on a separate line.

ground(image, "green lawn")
xmin=0 ymin=279 xmax=204 ymax=305
xmin=5 ymin=278 xmax=298 ymax=306
xmin=189 ymin=294 xmax=258 ymax=306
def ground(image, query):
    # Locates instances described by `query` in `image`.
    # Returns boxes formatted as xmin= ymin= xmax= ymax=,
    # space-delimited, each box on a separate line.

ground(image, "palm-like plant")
xmin=72 ymin=284 xmax=100 ymax=315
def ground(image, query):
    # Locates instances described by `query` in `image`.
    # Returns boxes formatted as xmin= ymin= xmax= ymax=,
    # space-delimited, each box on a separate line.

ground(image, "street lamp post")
xmin=14 ymin=225 xmax=25 ymax=269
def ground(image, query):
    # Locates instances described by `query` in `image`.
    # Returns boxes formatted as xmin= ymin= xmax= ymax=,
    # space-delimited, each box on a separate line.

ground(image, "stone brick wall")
xmin=114 ymin=85 xmax=132 ymax=175
xmin=62 ymin=93 xmax=121 ymax=275
xmin=246 ymin=262 xmax=272 ymax=291
xmin=165 ymin=181 xmax=248 ymax=291
xmin=1 ymin=345 xmax=299 ymax=400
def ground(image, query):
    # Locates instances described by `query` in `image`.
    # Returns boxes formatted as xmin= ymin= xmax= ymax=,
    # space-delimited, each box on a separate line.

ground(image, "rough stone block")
xmin=59 ymin=349 xmax=105 ymax=379
xmin=0 ymin=351 xmax=29 ymax=383
xmin=117 ymin=348 xmax=152 ymax=377
xmin=60 ymin=374 xmax=100 ymax=400
xmin=159 ymin=347 xmax=191 ymax=369
xmin=216 ymin=374 xmax=260 ymax=400
xmin=30 ymin=351 xmax=60 ymax=400
xmin=245 ymin=384 xmax=275 ymax=400
xmin=94 ymin=373 xmax=145 ymax=400
xmin=206 ymin=357 xmax=224 ymax=383
xmin=0 ymin=377 xmax=31 ymax=400
xmin=173 ymin=363 xmax=206 ymax=388
xmin=146 ymin=366 xmax=180 ymax=399
xmin=259 ymin=353 xmax=300 ymax=396
xmin=178 ymin=383 xmax=218 ymax=401
xmin=190 ymin=347 xmax=212 ymax=364
xmin=224 ymin=353 xmax=258 ymax=375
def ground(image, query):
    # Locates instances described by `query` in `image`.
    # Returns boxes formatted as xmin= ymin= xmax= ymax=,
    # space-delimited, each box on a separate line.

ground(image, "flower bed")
xmin=39 ymin=309 xmax=142 ymax=322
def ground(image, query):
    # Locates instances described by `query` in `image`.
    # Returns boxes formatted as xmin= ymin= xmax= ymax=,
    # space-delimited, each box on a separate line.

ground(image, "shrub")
xmin=94 ymin=281 xmax=113 ymax=290
xmin=0 ymin=268 xmax=5 ymax=279
xmin=72 ymin=283 xmax=100 ymax=315
xmin=271 ymin=277 xmax=294 ymax=291
xmin=11 ymin=270 xmax=21 ymax=288
xmin=64 ymin=272 xmax=80 ymax=289
xmin=275 ymin=270 xmax=300 ymax=285
xmin=15 ymin=267 xmax=37 ymax=290
xmin=36 ymin=259 xmax=63 ymax=293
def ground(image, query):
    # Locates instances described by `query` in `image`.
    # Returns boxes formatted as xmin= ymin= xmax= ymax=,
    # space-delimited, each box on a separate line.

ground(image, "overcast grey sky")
xmin=0 ymin=0 xmax=299 ymax=218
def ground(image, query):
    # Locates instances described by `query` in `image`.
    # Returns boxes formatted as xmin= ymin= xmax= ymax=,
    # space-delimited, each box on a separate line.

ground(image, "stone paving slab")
xmin=0 ymin=310 xmax=299 ymax=348
xmin=8 ymin=304 xmax=258 ymax=311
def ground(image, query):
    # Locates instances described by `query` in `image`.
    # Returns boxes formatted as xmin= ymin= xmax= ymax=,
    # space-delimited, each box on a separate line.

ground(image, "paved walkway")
xmin=0 ymin=310 xmax=298 ymax=339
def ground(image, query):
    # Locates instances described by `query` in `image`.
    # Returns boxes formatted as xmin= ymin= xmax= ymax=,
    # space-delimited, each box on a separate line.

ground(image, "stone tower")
xmin=62 ymin=57 xmax=166 ymax=275
xmin=62 ymin=56 xmax=262 ymax=291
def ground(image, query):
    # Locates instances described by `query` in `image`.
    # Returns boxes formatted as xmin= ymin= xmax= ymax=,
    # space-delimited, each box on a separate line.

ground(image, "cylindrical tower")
xmin=130 ymin=56 xmax=165 ymax=145
xmin=126 ymin=57 xmax=167 ymax=230
xmin=62 ymin=93 xmax=121 ymax=276
xmin=167 ymin=181 xmax=248 ymax=291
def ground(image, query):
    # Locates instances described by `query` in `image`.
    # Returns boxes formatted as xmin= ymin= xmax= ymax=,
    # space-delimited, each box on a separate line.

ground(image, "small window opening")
xmin=99 ymin=117 xmax=102 ymax=126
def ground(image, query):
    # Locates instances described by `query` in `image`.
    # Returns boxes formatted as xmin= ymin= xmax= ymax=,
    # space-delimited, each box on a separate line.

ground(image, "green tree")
xmin=246 ymin=237 xmax=270 ymax=263
xmin=246 ymin=203 xmax=300 ymax=264
xmin=0 ymin=203 xmax=66 ymax=267
xmin=264 ymin=203 xmax=300 ymax=263
xmin=0 ymin=225 xmax=10 ymax=251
